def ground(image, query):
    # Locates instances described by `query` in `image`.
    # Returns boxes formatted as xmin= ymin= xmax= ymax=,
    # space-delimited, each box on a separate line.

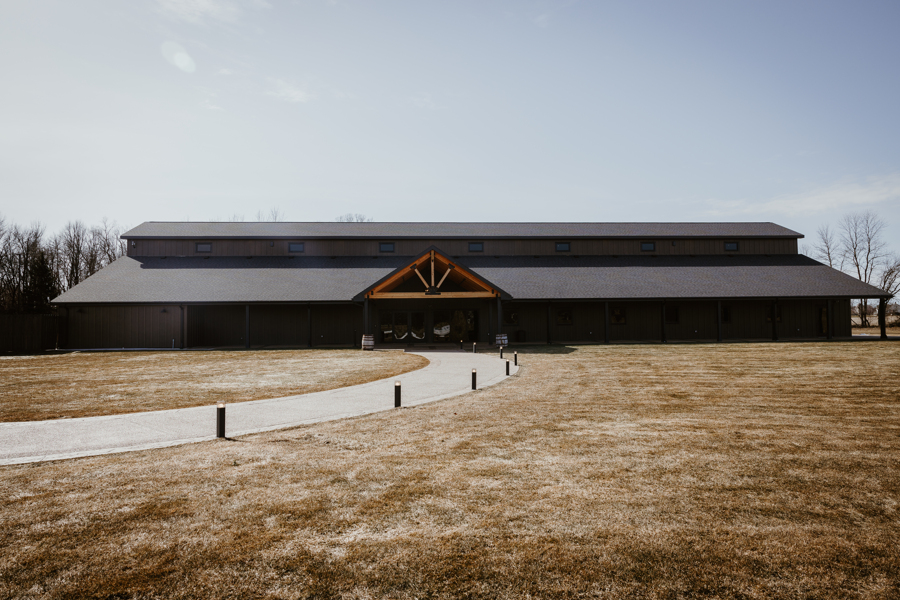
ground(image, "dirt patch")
xmin=1 ymin=342 xmax=899 ymax=598
xmin=0 ymin=350 xmax=428 ymax=422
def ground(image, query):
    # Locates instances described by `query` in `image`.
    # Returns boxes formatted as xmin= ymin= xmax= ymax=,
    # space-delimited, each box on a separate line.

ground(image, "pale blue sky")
xmin=1 ymin=0 xmax=898 ymax=252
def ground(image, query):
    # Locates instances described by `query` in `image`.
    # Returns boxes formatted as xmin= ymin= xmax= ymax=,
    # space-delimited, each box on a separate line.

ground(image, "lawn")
xmin=0 ymin=349 xmax=428 ymax=422
xmin=1 ymin=342 xmax=899 ymax=598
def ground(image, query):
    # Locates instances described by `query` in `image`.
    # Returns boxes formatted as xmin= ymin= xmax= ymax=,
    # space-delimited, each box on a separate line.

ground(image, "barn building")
xmin=51 ymin=222 xmax=892 ymax=349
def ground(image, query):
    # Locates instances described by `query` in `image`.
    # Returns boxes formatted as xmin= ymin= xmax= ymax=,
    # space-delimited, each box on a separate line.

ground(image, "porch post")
xmin=547 ymin=302 xmax=552 ymax=345
xmin=660 ymin=301 xmax=667 ymax=343
xmin=245 ymin=305 xmax=250 ymax=349
xmin=497 ymin=296 xmax=503 ymax=338
xmin=364 ymin=297 xmax=369 ymax=335
xmin=771 ymin=299 xmax=778 ymax=342
xmin=180 ymin=305 xmax=185 ymax=349
xmin=307 ymin=304 xmax=312 ymax=347
xmin=880 ymin=298 xmax=887 ymax=340
xmin=604 ymin=301 xmax=610 ymax=344
xmin=826 ymin=299 xmax=833 ymax=340
xmin=716 ymin=300 xmax=722 ymax=343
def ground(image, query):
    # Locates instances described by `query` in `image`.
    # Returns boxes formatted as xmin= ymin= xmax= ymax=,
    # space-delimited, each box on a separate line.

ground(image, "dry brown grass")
xmin=0 ymin=350 xmax=428 ymax=422
xmin=1 ymin=342 xmax=899 ymax=599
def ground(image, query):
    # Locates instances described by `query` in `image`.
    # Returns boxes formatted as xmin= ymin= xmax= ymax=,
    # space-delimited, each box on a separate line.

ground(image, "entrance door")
xmin=380 ymin=311 xmax=426 ymax=343
xmin=433 ymin=310 xmax=478 ymax=343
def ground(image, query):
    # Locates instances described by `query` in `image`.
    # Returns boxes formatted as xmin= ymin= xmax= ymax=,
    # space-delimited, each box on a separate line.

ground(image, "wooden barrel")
xmin=361 ymin=334 xmax=375 ymax=351
xmin=495 ymin=333 xmax=508 ymax=346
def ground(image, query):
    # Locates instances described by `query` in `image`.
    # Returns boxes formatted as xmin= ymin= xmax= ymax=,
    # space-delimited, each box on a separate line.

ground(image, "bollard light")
xmin=394 ymin=381 xmax=401 ymax=408
xmin=500 ymin=346 xmax=504 ymax=359
xmin=514 ymin=351 xmax=518 ymax=366
xmin=472 ymin=368 xmax=477 ymax=390
xmin=216 ymin=401 xmax=226 ymax=438
xmin=506 ymin=359 xmax=510 ymax=376
xmin=459 ymin=339 xmax=463 ymax=350
xmin=473 ymin=342 xmax=476 ymax=354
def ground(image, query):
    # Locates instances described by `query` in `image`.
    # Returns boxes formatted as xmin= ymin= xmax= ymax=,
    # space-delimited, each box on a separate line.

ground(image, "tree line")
xmin=0 ymin=214 xmax=127 ymax=314
xmin=808 ymin=210 xmax=900 ymax=327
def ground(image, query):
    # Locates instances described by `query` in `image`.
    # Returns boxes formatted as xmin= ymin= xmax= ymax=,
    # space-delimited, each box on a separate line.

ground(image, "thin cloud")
xmin=266 ymin=79 xmax=311 ymax=103
xmin=704 ymin=175 xmax=900 ymax=217
xmin=410 ymin=92 xmax=442 ymax=110
xmin=155 ymin=0 xmax=269 ymax=24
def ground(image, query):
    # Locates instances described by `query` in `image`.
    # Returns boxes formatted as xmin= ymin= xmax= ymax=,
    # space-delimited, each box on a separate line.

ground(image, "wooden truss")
xmin=366 ymin=250 xmax=498 ymax=299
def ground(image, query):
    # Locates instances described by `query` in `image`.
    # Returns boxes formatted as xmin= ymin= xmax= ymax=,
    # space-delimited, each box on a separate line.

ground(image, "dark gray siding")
xmin=127 ymin=237 xmax=798 ymax=258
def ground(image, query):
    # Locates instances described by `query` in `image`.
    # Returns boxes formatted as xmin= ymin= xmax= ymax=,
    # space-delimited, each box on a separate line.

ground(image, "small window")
xmin=722 ymin=306 xmax=732 ymax=323
xmin=640 ymin=242 xmax=656 ymax=252
xmin=289 ymin=242 xmax=305 ymax=253
xmin=503 ymin=311 xmax=519 ymax=326
xmin=556 ymin=309 xmax=573 ymax=325
xmin=468 ymin=242 xmax=484 ymax=252
xmin=611 ymin=308 xmax=626 ymax=324
xmin=556 ymin=242 xmax=571 ymax=252
xmin=379 ymin=242 xmax=395 ymax=253
xmin=665 ymin=305 xmax=679 ymax=324
xmin=196 ymin=243 xmax=212 ymax=253
xmin=724 ymin=241 xmax=739 ymax=252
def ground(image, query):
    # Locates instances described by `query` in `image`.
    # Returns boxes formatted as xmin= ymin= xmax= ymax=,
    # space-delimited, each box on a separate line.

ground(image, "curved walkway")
xmin=0 ymin=350 xmax=518 ymax=465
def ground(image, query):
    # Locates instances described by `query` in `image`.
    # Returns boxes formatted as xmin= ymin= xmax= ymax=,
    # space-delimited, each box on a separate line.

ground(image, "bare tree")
xmin=255 ymin=207 xmax=284 ymax=222
xmin=812 ymin=224 xmax=843 ymax=270
xmin=839 ymin=211 xmax=888 ymax=327
xmin=336 ymin=213 xmax=373 ymax=222
xmin=877 ymin=252 xmax=900 ymax=325
xmin=57 ymin=221 xmax=89 ymax=290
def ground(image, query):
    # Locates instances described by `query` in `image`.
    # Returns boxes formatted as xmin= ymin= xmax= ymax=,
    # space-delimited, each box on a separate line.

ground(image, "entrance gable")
xmin=360 ymin=248 xmax=503 ymax=300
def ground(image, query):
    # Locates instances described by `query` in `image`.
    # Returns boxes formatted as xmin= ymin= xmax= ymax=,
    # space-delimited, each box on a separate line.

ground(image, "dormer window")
xmin=724 ymin=241 xmax=739 ymax=252
xmin=196 ymin=243 xmax=212 ymax=253
xmin=379 ymin=242 xmax=395 ymax=253
xmin=555 ymin=242 xmax=571 ymax=252
xmin=640 ymin=242 xmax=656 ymax=252
xmin=468 ymin=242 xmax=484 ymax=252
xmin=289 ymin=242 xmax=305 ymax=253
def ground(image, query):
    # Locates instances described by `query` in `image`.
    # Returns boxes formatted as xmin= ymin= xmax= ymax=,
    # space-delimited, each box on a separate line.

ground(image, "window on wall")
xmin=468 ymin=242 xmax=484 ymax=252
xmin=503 ymin=311 xmax=519 ymax=326
xmin=556 ymin=309 xmax=573 ymax=325
xmin=288 ymin=242 xmax=305 ymax=253
xmin=379 ymin=242 xmax=395 ymax=252
xmin=611 ymin=307 xmax=626 ymax=324
xmin=724 ymin=241 xmax=739 ymax=252
xmin=665 ymin=305 xmax=680 ymax=324
xmin=640 ymin=242 xmax=656 ymax=252
xmin=556 ymin=242 xmax=571 ymax=252
xmin=196 ymin=243 xmax=212 ymax=253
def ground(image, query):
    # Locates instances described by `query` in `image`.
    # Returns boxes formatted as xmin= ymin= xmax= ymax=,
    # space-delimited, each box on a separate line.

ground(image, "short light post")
xmin=459 ymin=339 xmax=463 ymax=350
xmin=216 ymin=401 xmax=225 ymax=438
xmin=506 ymin=359 xmax=510 ymax=376
xmin=473 ymin=342 xmax=476 ymax=354
xmin=500 ymin=346 xmax=504 ymax=359
xmin=514 ymin=351 xmax=518 ymax=366
xmin=394 ymin=381 xmax=401 ymax=408
xmin=472 ymin=368 xmax=477 ymax=390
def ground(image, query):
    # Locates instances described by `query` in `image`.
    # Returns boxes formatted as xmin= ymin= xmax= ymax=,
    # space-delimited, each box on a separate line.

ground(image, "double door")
xmin=380 ymin=311 xmax=426 ymax=343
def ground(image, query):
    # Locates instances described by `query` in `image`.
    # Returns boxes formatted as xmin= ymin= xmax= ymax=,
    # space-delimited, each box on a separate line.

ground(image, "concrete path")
xmin=0 ymin=350 xmax=518 ymax=466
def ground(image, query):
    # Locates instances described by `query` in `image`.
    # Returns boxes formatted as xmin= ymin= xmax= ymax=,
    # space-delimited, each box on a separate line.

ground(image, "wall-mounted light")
xmin=131 ymin=241 xmax=136 ymax=247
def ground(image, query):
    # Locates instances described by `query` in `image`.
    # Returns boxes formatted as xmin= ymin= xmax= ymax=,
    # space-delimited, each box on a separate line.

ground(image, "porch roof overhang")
xmin=51 ymin=252 xmax=890 ymax=306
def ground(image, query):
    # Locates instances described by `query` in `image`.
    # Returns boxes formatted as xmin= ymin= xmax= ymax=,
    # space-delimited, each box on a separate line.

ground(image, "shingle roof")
xmin=461 ymin=255 xmax=889 ymax=300
xmin=122 ymin=221 xmax=803 ymax=239
xmin=53 ymin=254 xmax=887 ymax=305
